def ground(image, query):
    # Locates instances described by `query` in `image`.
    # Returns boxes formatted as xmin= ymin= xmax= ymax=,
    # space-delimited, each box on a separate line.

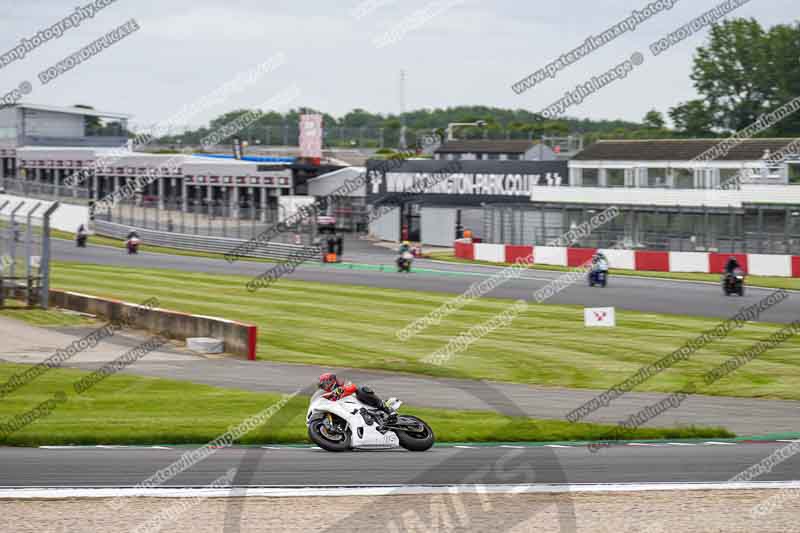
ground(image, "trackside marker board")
xmin=585 ymin=307 xmax=616 ymax=327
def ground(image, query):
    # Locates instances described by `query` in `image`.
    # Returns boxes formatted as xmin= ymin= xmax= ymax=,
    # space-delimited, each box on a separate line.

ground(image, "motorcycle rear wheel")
xmin=308 ymin=417 xmax=351 ymax=452
xmin=394 ymin=415 xmax=435 ymax=452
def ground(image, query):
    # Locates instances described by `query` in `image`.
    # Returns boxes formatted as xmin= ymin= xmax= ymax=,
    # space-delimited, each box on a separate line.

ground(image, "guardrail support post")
xmin=40 ymin=202 xmax=60 ymax=309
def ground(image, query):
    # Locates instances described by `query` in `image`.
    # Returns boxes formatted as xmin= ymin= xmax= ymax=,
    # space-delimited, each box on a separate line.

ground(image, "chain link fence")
xmin=0 ymin=198 xmax=58 ymax=308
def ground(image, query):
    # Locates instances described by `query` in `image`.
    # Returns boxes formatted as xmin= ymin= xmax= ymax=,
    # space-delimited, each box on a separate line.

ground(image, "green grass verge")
xmin=51 ymin=229 xmax=276 ymax=264
xmin=426 ymin=251 xmax=800 ymax=291
xmin=0 ymin=299 xmax=97 ymax=327
xmin=0 ymin=363 xmax=732 ymax=446
xmin=49 ymin=261 xmax=800 ymax=401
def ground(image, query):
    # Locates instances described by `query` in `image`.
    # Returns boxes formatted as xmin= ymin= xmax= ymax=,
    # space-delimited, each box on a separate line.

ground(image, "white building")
xmin=0 ymin=104 xmax=293 ymax=215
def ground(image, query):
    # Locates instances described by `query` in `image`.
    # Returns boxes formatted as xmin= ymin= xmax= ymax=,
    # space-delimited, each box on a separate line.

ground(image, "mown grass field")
xmin=49 ymin=261 xmax=800 ymax=401
xmin=0 ymin=363 xmax=731 ymax=446
xmin=426 ymin=252 xmax=800 ymax=291
xmin=0 ymin=299 xmax=98 ymax=327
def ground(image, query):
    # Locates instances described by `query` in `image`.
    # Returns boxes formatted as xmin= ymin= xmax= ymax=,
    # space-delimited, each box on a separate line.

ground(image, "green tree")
xmin=643 ymin=110 xmax=666 ymax=129
xmin=669 ymin=100 xmax=716 ymax=137
xmin=762 ymin=23 xmax=800 ymax=136
xmin=691 ymin=19 xmax=772 ymax=132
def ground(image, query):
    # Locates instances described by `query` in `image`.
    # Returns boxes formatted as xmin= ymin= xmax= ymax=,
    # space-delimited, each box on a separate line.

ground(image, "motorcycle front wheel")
xmin=308 ymin=415 xmax=351 ymax=452
xmin=394 ymin=415 xmax=435 ymax=452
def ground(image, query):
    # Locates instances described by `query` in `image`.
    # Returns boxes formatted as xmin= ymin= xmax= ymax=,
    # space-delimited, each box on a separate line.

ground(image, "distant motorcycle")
xmin=76 ymin=232 xmax=88 ymax=248
xmin=306 ymin=387 xmax=434 ymax=452
xmin=126 ymin=237 xmax=141 ymax=255
xmin=722 ymin=267 xmax=745 ymax=296
xmin=588 ymin=262 xmax=608 ymax=288
xmin=397 ymin=251 xmax=413 ymax=273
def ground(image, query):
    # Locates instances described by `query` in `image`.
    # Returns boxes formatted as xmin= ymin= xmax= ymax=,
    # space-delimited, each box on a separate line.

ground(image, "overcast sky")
xmin=0 ymin=0 xmax=795 ymax=129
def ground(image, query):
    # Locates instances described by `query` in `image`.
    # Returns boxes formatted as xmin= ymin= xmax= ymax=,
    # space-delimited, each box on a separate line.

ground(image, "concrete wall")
xmin=0 ymin=193 xmax=89 ymax=232
xmin=48 ymin=289 xmax=258 ymax=359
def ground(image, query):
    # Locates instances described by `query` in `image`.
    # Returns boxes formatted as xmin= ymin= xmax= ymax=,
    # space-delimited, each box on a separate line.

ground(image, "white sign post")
xmin=584 ymin=307 xmax=616 ymax=328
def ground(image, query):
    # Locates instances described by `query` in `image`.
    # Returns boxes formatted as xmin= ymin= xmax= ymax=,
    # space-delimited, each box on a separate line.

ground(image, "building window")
xmin=606 ymin=168 xmax=625 ymax=188
xmin=789 ymin=163 xmax=800 ymax=184
xmin=646 ymin=168 xmax=669 ymax=188
xmin=487 ymin=153 xmax=499 ymax=160
xmin=674 ymin=168 xmax=693 ymax=189
xmin=582 ymin=168 xmax=599 ymax=187
xmin=607 ymin=168 xmax=625 ymax=188
xmin=720 ymin=168 xmax=743 ymax=187
xmin=507 ymin=153 xmax=520 ymax=160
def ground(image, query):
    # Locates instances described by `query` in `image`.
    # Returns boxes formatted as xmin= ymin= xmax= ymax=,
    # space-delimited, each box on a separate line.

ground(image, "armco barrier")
xmin=601 ymin=248 xmax=635 ymax=270
xmin=94 ymin=220 xmax=312 ymax=261
xmin=635 ymin=251 xmax=669 ymax=272
xmin=454 ymin=241 xmax=800 ymax=278
xmin=710 ymin=253 xmax=748 ymax=274
xmin=669 ymin=251 xmax=709 ymax=273
xmin=474 ymin=243 xmax=505 ymax=263
xmin=532 ymin=246 xmax=567 ymax=266
xmin=567 ymin=247 xmax=595 ymax=267
xmin=49 ymin=289 xmax=258 ymax=360
xmin=506 ymin=245 xmax=533 ymax=263
xmin=454 ymin=239 xmax=474 ymax=260
xmin=748 ymin=254 xmax=792 ymax=277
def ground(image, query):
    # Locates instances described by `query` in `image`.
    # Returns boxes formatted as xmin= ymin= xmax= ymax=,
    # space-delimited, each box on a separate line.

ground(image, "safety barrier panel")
xmin=473 ymin=243 xmax=505 ymax=263
xmin=747 ymin=254 xmax=793 ymax=277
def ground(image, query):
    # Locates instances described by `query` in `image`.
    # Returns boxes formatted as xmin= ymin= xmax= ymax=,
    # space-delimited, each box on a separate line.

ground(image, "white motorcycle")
xmin=306 ymin=387 xmax=435 ymax=452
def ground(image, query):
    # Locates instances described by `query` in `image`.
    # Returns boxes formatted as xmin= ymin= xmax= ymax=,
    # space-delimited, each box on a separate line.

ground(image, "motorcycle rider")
xmin=397 ymin=240 xmax=413 ymax=271
xmin=318 ymin=373 xmax=394 ymax=416
xmin=125 ymin=229 xmax=141 ymax=254
xmin=724 ymin=256 xmax=741 ymax=275
xmin=76 ymin=224 xmax=88 ymax=247
xmin=591 ymin=251 xmax=609 ymax=270
xmin=318 ymin=372 xmax=357 ymax=401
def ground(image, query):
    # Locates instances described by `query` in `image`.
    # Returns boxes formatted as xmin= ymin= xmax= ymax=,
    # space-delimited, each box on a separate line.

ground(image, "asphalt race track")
xmin=1 ymin=443 xmax=798 ymax=487
xmin=53 ymin=238 xmax=799 ymax=324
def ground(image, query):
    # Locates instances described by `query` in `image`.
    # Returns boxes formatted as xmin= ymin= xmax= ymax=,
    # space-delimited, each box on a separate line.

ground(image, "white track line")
xmin=2 ymin=482 xmax=800 ymax=499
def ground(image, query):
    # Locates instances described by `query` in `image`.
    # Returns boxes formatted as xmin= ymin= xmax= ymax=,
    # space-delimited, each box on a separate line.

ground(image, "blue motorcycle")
xmin=588 ymin=265 xmax=608 ymax=288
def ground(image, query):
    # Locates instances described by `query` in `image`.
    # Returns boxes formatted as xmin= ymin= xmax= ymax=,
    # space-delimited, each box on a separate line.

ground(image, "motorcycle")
xmin=306 ymin=386 xmax=435 ymax=452
xmin=126 ymin=237 xmax=141 ymax=255
xmin=722 ymin=267 xmax=745 ymax=296
xmin=76 ymin=232 xmax=88 ymax=248
xmin=588 ymin=262 xmax=608 ymax=288
xmin=397 ymin=251 xmax=413 ymax=273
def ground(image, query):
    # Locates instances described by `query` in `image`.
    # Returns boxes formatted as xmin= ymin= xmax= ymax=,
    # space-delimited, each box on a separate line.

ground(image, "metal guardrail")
xmin=93 ymin=220 xmax=317 ymax=261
